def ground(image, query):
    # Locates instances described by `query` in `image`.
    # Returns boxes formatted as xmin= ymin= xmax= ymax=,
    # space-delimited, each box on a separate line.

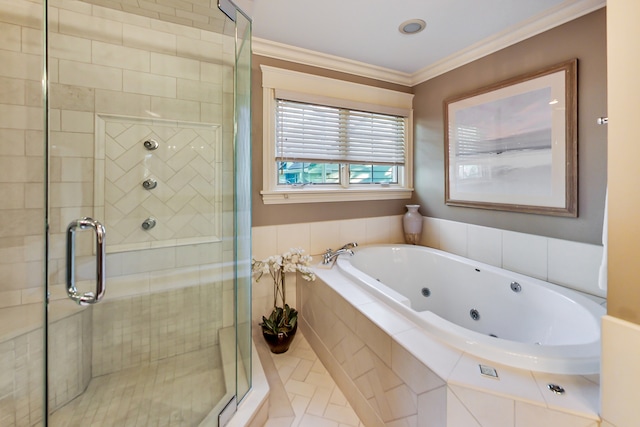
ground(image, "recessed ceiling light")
xmin=399 ymin=19 xmax=426 ymax=35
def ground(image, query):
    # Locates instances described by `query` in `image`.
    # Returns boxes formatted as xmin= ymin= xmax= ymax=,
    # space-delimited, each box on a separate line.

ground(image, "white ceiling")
xmin=238 ymin=0 xmax=605 ymax=85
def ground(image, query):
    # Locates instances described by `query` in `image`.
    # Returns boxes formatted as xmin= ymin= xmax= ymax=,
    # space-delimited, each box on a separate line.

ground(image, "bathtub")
xmin=335 ymin=244 xmax=605 ymax=375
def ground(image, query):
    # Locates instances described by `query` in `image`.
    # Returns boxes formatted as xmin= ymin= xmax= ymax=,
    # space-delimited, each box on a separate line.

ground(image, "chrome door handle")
xmin=66 ymin=217 xmax=106 ymax=305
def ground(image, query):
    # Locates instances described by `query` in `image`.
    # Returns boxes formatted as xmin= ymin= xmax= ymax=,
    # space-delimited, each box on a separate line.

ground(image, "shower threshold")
xmin=50 ymin=346 xmax=226 ymax=427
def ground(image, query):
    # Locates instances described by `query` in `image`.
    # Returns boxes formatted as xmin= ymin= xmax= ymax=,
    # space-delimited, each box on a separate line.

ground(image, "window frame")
xmin=261 ymin=65 xmax=415 ymax=205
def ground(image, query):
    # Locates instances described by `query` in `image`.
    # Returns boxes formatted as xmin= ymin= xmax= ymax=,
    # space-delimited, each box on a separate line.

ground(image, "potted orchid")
xmin=252 ymin=248 xmax=316 ymax=353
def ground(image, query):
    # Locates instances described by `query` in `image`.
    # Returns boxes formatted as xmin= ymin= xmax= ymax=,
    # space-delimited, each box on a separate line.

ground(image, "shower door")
xmin=44 ymin=0 xmax=245 ymax=425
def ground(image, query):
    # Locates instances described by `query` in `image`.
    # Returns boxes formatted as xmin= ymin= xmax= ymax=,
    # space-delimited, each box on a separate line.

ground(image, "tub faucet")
xmin=338 ymin=242 xmax=358 ymax=251
xmin=322 ymin=247 xmax=355 ymax=265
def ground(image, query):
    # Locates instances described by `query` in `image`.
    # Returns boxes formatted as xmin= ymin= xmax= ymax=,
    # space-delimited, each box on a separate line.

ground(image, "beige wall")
xmin=607 ymin=1 xmax=640 ymax=324
xmin=412 ymin=9 xmax=607 ymax=245
xmin=253 ymin=10 xmax=607 ymax=242
xmin=251 ymin=55 xmax=414 ymax=227
xmin=601 ymin=3 xmax=640 ymax=420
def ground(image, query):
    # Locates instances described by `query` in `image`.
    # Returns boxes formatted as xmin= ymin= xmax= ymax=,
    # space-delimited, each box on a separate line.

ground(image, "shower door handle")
xmin=66 ymin=217 xmax=106 ymax=306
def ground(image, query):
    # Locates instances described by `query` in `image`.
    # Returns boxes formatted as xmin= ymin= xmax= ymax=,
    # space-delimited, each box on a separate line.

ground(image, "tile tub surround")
xmin=419 ymin=217 xmax=606 ymax=299
xmin=252 ymin=214 xmax=606 ymax=323
xmin=298 ymin=268 xmax=601 ymax=427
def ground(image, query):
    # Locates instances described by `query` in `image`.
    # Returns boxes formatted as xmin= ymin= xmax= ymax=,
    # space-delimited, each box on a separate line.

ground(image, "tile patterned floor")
xmin=263 ymin=331 xmax=364 ymax=427
xmin=49 ymin=347 xmax=226 ymax=427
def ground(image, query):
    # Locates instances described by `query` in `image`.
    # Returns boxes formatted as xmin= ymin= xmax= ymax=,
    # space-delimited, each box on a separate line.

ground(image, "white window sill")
xmin=260 ymin=187 xmax=413 ymax=204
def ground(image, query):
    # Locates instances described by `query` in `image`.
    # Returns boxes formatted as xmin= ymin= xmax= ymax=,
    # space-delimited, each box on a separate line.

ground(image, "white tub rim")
xmin=335 ymin=243 xmax=605 ymax=375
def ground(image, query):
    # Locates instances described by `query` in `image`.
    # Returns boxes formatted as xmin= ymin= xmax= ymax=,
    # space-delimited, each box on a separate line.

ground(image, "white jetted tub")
xmin=335 ymin=244 xmax=605 ymax=374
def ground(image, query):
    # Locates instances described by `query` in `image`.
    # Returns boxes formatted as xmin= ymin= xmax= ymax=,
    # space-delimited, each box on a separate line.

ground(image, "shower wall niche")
xmin=95 ymin=115 xmax=222 ymax=253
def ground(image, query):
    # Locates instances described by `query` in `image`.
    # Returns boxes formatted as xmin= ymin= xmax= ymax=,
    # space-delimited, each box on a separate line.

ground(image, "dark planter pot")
xmin=262 ymin=323 xmax=297 ymax=354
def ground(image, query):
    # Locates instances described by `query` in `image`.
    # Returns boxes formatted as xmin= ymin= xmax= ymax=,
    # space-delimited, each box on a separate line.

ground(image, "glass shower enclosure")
xmin=0 ymin=0 xmax=251 ymax=425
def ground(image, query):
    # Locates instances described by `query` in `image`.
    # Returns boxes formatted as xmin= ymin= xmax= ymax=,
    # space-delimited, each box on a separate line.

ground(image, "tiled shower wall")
xmin=0 ymin=0 xmax=236 ymax=424
xmin=0 ymin=0 xmax=236 ymax=309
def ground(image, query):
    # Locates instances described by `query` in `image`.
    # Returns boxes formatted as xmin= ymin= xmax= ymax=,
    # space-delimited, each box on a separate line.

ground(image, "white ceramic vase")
xmin=403 ymin=204 xmax=422 ymax=245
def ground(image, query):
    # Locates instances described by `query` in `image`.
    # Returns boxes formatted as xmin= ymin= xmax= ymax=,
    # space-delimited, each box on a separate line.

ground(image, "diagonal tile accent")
xmin=96 ymin=115 xmax=223 ymax=253
xmin=259 ymin=330 xmax=365 ymax=427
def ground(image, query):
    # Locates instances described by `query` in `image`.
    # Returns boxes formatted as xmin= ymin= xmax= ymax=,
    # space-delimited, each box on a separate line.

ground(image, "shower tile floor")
xmin=50 ymin=346 xmax=226 ymax=427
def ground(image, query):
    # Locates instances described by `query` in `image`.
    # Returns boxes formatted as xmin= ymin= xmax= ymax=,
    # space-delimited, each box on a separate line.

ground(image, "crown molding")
xmin=253 ymin=0 xmax=605 ymax=87
xmin=252 ymin=38 xmax=413 ymax=87
xmin=411 ymin=0 xmax=606 ymax=85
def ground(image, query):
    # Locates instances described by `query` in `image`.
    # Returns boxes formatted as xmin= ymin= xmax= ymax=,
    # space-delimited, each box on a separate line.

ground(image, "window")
xmin=261 ymin=66 xmax=414 ymax=204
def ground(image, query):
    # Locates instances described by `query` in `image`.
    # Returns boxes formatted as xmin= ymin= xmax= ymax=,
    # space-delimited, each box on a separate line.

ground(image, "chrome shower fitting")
xmin=141 ymin=217 xmax=157 ymax=230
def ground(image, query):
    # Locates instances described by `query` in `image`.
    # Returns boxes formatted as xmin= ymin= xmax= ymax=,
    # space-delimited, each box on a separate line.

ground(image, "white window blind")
xmin=275 ymin=99 xmax=406 ymax=166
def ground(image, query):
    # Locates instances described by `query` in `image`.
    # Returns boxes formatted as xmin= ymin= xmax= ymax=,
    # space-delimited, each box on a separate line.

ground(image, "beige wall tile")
xmin=0 ymin=156 xmax=27 ymax=183
xmin=177 ymin=79 xmax=222 ymax=103
xmin=0 ymin=209 xmax=41 ymax=238
xmin=25 ymin=130 xmax=44 ymax=156
xmin=0 ymin=105 xmax=42 ymax=130
xmin=150 ymin=97 xmax=199 ymax=121
xmin=60 ymin=110 xmax=94 ymax=133
xmin=201 ymin=102 xmax=223 ymax=125
xmin=200 ymin=28 xmax=224 ymax=44
xmin=251 ymin=225 xmax=277 ymax=260
xmin=50 ymin=83 xmax=95 ymax=112
xmin=200 ymin=62 xmax=223 ymax=84
xmin=60 ymin=157 xmax=93 ymax=182
xmin=150 ymin=52 xmax=200 ymax=80
xmin=25 ymin=80 xmax=43 ymax=107
xmin=119 ymin=247 xmax=177 ymax=275
xmin=0 ymin=0 xmax=42 ymax=29
xmin=0 ymin=183 xmax=25 ymax=208
xmin=20 ymin=282 xmax=43 ymax=301
xmin=50 ymin=33 xmax=92 ymax=62
xmin=95 ymin=89 xmax=151 ymax=116
xmin=0 ymin=50 xmax=42 ymax=81
xmin=91 ymin=3 xmax=152 ymax=28
xmin=123 ymin=23 xmax=176 ymax=55
xmin=150 ymin=16 xmax=201 ymax=39
xmin=0 ymin=129 xmax=25 ymax=156
xmin=21 ymin=26 xmax=41 ymax=55
xmin=24 ymin=183 xmax=44 ymax=209
xmin=176 ymin=36 xmax=221 ymax=62
xmin=308 ymin=220 xmax=342 ymax=256
xmin=364 ymin=217 xmax=395 ymax=245
xmin=137 ymin=0 xmax=176 ymax=16
xmin=26 ymin=155 xmax=44 ymax=182
xmin=156 ymin=13 xmax=194 ymax=29
xmin=123 ymin=70 xmax=176 ymax=98
xmin=59 ymin=60 xmax=122 ymax=91
xmin=50 ymin=0 xmax=92 ymax=14
xmin=50 ymin=131 xmax=94 ymax=158
xmin=149 ymin=267 xmax=199 ymax=292
xmin=276 ymin=223 xmax=310 ymax=254
xmin=58 ymin=9 xmax=123 ymax=45
xmin=23 ymin=234 xmax=43 ymax=262
xmin=175 ymin=8 xmax=209 ymax=24
xmin=419 ymin=217 xmax=441 ymax=249
xmin=121 ymin=4 xmax=160 ymax=20
xmin=0 ymin=76 xmax=26 ymax=105
xmin=0 ymin=289 xmax=22 ymax=308
xmin=92 ymin=41 xmax=150 ymax=72
xmin=0 ymin=22 xmax=21 ymax=52
xmin=49 ymin=57 xmax=59 ymax=83
xmin=49 ymin=182 xmax=93 ymax=208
